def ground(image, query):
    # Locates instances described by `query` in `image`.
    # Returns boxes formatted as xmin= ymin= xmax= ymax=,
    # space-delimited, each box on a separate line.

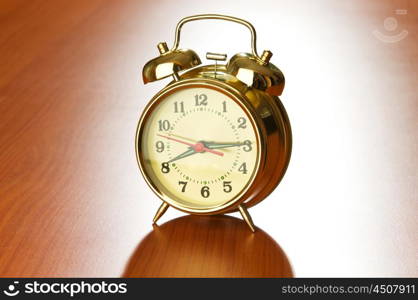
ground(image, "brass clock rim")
xmin=135 ymin=78 xmax=266 ymax=215
xmin=239 ymin=93 xmax=292 ymax=210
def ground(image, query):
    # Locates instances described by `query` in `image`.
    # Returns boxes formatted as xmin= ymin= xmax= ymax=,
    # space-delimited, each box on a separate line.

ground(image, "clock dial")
xmin=139 ymin=86 xmax=260 ymax=210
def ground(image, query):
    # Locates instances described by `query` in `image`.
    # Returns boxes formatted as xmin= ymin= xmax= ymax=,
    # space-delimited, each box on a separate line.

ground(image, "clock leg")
xmin=238 ymin=204 xmax=256 ymax=233
xmin=153 ymin=202 xmax=169 ymax=224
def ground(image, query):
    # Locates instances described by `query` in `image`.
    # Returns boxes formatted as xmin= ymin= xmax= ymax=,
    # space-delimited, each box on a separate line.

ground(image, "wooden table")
xmin=0 ymin=0 xmax=416 ymax=277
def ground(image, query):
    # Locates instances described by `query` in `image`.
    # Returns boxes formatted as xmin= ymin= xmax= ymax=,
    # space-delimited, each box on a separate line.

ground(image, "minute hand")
xmin=203 ymin=142 xmax=245 ymax=149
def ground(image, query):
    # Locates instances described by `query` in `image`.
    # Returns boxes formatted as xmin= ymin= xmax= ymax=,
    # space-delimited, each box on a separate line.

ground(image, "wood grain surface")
xmin=0 ymin=0 xmax=417 ymax=277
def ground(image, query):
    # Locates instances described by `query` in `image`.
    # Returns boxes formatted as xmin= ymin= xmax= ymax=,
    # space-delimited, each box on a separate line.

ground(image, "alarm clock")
xmin=136 ymin=14 xmax=292 ymax=232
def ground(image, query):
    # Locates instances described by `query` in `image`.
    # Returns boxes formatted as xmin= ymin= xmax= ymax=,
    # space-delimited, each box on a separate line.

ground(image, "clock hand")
xmin=167 ymin=148 xmax=196 ymax=163
xmin=157 ymin=134 xmax=224 ymax=157
xmin=157 ymin=134 xmax=195 ymax=147
xmin=203 ymin=141 xmax=245 ymax=149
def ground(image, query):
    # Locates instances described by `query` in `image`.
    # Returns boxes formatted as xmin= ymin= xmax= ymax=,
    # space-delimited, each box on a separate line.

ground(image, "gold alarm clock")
xmin=136 ymin=14 xmax=291 ymax=232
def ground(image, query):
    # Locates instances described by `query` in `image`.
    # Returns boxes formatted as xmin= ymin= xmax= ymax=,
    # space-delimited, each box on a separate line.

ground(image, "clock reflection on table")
xmin=123 ymin=215 xmax=292 ymax=278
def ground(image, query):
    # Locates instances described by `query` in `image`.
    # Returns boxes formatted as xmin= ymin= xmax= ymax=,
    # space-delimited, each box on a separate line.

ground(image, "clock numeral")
xmin=222 ymin=101 xmax=227 ymax=113
xmin=201 ymin=186 xmax=210 ymax=198
xmin=178 ymin=181 xmax=187 ymax=192
xmin=174 ymin=101 xmax=184 ymax=113
xmin=223 ymin=181 xmax=232 ymax=193
xmin=158 ymin=120 xmax=171 ymax=131
xmin=161 ymin=162 xmax=170 ymax=173
xmin=237 ymin=117 xmax=247 ymax=129
xmin=238 ymin=162 xmax=248 ymax=174
xmin=243 ymin=140 xmax=252 ymax=152
xmin=195 ymin=94 xmax=208 ymax=106
xmin=155 ymin=141 xmax=164 ymax=153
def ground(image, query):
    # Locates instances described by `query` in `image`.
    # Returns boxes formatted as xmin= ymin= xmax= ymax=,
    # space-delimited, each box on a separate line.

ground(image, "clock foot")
xmin=153 ymin=202 xmax=169 ymax=224
xmin=238 ymin=204 xmax=256 ymax=232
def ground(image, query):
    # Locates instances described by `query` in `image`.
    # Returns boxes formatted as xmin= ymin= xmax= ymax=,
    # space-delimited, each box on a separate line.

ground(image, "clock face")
xmin=138 ymin=85 xmax=260 ymax=211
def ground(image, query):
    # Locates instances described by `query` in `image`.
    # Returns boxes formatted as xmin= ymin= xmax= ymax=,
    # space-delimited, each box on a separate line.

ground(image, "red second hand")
xmin=157 ymin=134 xmax=224 ymax=157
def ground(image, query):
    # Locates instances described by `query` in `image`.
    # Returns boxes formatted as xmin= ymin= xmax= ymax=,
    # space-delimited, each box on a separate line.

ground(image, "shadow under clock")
xmin=123 ymin=215 xmax=293 ymax=277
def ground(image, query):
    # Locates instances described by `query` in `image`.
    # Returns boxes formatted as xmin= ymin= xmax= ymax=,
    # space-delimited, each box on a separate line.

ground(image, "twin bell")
xmin=142 ymin=14 xmax=285 ymax=97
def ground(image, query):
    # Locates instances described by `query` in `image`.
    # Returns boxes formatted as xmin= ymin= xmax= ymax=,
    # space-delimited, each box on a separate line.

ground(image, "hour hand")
xmin=203 ymin=142 xmax=245 ymax=149
xmin=167 ymin=148 xmax=196 ymax=163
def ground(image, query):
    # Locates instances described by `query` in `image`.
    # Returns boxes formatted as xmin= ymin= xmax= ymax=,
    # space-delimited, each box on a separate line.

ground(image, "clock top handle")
xmin=171 ymin=14 xmax=260 ymax=59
